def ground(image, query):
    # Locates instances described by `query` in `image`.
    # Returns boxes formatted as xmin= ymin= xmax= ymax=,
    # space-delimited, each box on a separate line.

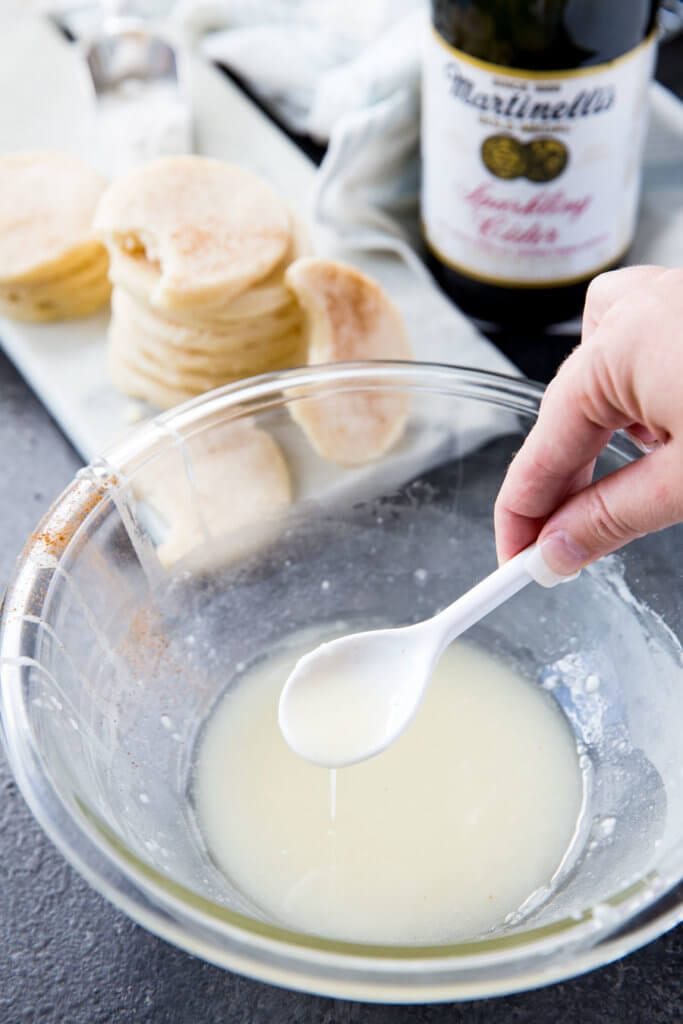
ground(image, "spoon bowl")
xmin=278 ymin=622 xmax=434 ymax=767
xmin=279 ymin=543 xmax=577 ymax=767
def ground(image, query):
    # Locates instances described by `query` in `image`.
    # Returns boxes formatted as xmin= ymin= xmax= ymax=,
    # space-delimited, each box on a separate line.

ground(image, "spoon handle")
xmin=430 ymin=543 xmax=575 ymax=650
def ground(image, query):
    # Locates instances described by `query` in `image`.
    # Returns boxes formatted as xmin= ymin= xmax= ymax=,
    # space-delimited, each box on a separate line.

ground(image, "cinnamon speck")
xmin=25 ymin=489 xmax=104 ymax=562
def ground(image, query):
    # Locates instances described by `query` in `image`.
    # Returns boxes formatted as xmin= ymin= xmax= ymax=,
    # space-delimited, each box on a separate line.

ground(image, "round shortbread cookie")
xmin=109 ymin=341 xmax=207 ymax=408
xmin=106 ymin=208 xmax=310 ymax=322
xmin=0 ymin=152 xmax=107 ymax=284
xmin=111 ymin=286 xmax=303 ymax=354
xmin=0 ymin=249 xmax=110 ymax=307
xmin=110 ymin=314 xmax=304 ymax=393
xmin=131 ymin=324 xmax=307 ymax=378
xmin=108 ymin=247 xmax=294 ymax=322
xmin=0 ymin=244 xmax=109 ymax=295
xmin=0 ymin=277 xmax=111 ymax=322
xmin=132 ymin=418 xmax=292 ymax=569
xmin=95 ymin=156 xmax=292 ymax=310
xmin=284 ymin=258 xmax=412 ymax=466
xmin=135 ymin=331 xmax=305 ymax=380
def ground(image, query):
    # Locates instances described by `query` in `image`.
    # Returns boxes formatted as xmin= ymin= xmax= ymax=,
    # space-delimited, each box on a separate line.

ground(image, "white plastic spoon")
xmin=278 ymin=544 xmax=578 ymax=768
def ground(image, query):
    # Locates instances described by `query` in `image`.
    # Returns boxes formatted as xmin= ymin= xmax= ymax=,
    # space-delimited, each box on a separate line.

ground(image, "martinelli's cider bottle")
xmin=421 ymin=1 xmax=659 ymax=326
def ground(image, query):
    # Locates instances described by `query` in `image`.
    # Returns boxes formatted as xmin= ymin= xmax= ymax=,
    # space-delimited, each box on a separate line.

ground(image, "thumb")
xmin=537 ymin=441 xmax=683 ymax=575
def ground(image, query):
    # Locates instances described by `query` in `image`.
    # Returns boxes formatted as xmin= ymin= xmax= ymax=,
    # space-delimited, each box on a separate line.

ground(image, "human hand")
xmin=494 ymin=266 xmax=683 ymax=575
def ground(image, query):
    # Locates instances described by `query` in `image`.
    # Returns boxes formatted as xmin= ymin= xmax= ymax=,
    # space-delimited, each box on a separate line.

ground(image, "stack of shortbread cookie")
xmin=0 ymin=152 xmax=110 ymax=322
xmin=94 ymin=156 xmax=309 ymax=408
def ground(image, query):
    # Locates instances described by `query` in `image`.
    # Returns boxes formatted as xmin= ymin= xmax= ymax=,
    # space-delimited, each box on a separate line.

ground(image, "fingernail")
xmin=625 ymin=425 xmax=660 ymax=454
xmin=540 ymin=531 xmax=589 ymax=576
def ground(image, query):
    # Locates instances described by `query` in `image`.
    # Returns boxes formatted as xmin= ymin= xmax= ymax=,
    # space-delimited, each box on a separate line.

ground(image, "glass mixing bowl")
xmin=1 ymin=363 xmax=682 ymax=1003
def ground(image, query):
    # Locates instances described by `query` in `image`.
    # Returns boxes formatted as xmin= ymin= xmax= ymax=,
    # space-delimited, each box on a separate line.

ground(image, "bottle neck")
xmin=431 ymin=0 xmax=659 ymax=71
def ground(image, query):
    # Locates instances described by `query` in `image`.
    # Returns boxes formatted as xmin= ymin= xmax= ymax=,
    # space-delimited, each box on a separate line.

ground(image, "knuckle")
xmin=594 ymin=301 xmax=635 ymax=347
xmin=585 ymin=266 xmax=662 ymax=320
xmin=531 ymin=444 xmax=569 ymax=483
xmin=584 ymin=270 xmax=615 ymax=310
xmin=584 ymin=485 xmax=635 ymax=546
xmin=583 ymin=269 xmax=630 ymax=329
xmin=576 ymin=337 xmax=635 ymax=429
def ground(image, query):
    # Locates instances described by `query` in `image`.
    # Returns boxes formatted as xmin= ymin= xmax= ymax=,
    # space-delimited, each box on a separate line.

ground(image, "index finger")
xmin=582 ymin=266 xmax=665 ymax=342
xmin=494 ymin=346 xmax=624 ymax=562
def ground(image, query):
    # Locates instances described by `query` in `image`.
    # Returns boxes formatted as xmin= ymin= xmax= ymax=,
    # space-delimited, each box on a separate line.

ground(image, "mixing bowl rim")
xmin=1 ymin=361 xmax=681 ymax=1000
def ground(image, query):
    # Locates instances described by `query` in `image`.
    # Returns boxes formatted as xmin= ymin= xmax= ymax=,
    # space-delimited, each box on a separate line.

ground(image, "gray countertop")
xmin=2 ymin=34 xmax=683 ymax=1024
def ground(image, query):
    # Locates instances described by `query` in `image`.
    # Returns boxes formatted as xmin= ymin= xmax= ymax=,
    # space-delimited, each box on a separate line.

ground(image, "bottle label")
xmin=421 ymin=29 xmax=656 ymax=287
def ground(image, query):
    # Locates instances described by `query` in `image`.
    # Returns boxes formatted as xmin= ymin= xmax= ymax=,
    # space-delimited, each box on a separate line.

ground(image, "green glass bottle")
xmin=421 ymin=1 xmax=660 ymax=327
